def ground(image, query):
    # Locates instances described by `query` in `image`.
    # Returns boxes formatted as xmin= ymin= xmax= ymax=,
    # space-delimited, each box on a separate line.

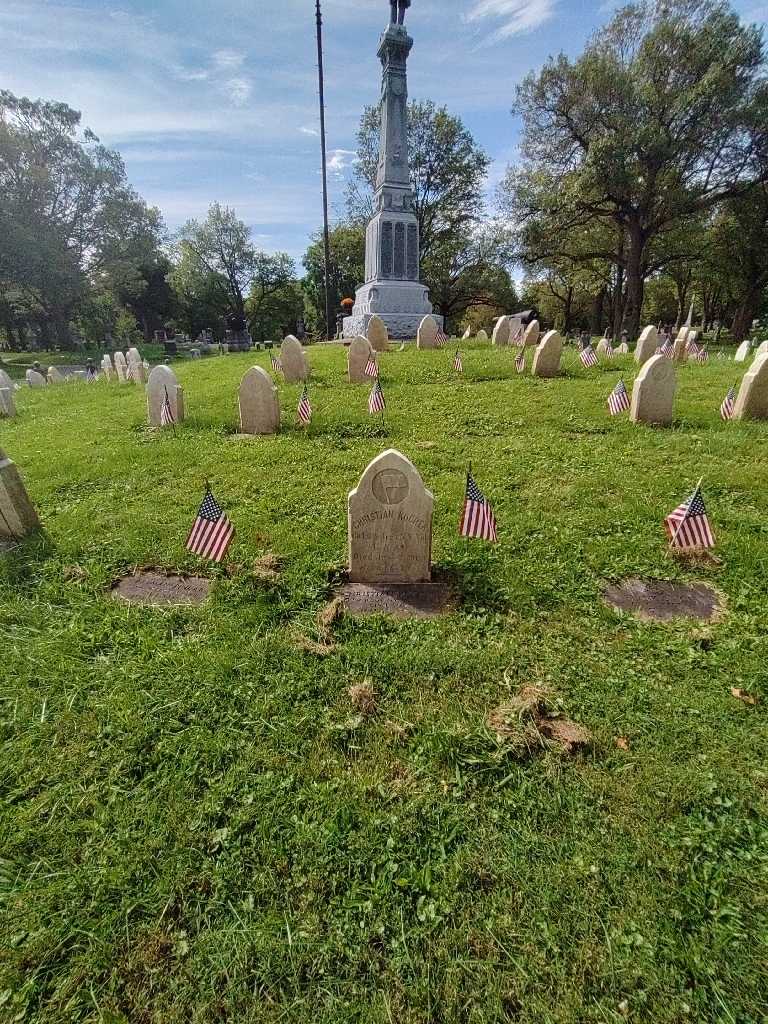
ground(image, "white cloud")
xmin=326 ymin=148 xmax=356 ymax=177
xmin=211 ymin=49 xmax=246 ymax=71
xmin=225 ymin=77 xmax=253 ymax=106
xmin=464 ymin=0 xmax=556 ymax=43
xmin=299 ymin=126 xmax=320 ymax=136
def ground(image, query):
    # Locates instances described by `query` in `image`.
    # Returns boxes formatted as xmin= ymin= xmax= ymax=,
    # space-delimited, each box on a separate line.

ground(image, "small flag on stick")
xmin=186 ymin=487 xmax=235 ymax=563
xmin=657 ymin=338 xmax=674 ymax=359
xmin=435 ymin=326 xmax=448 ymax=348
xmin=608 ymin=379 xmax=630 ymax=416
xmin=515 ymin=348 xmax=526 ymax=374
xmin=453 ymin=349 xmax=463 ymax=373
xmin=603 ymin=341 xmax=614 ymax=360
xmin=86 ymin=366 xmax=98 ymax=383
xmin=271 ymin=354 xmax=282 ymax=374
xmin=160 ymin=387 xmax=176 ymax=428
xmin=720 ymin=386 xmax=736 ymax=421
xmin=364 ymin=355 xmax=379 ymax=378
xmin=459 ymin=468 xmax=498 ymax=542
xmin=697 ymin=346 xmax=709 ymax=364
xmin=297 ymin=385 xmax=312 ymax=426
xmin=580 ymin=345 xmax=599 ymax=368
xmin=368 ymin=377 xmax=386 ymax=415
xmin=665 ymin=482 xmax=715 ymax=551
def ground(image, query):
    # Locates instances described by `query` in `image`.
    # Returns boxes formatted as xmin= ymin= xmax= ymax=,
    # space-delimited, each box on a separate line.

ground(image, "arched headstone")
xmin=531 ymin=330 xmax=563 ymax=378
xmin=47 ymin=366 xmax=65 ymax=385
xmin=523 ymin=319 xmax=540 ymax=348
xmin=734 ymin=340 xmax=751 ymax=362
xmin=348 ymin=337 xmax=374 ymax=384
xmin=239 ymin=366 xmax=280 ymax=434
xmin=114 ymin=352 xmax=128 ymax=383
xmin=0 ymin=388 xmax=16 ymax=418
xmin=476 ymin=329 xmax=489 ymax=343
xmin=367 ymin=316 xmax=390 ymax=353
xmin=634 ymin=325 xmax=658 ymax=365
xmin=100 ymin=355 xmax=113 ymax=381
xmin=630 ymin=354 xmax=677 ymax=426
xmin=417 ymin=315 xmax=439 ymax=350
xmin=733 ymin=352 xmax=768 ymax=421
xmin=26 ymin=370 xmax=46 ymax=388
xmin=348 ymin=449 xmax=433 ymax=585
xmin=492 ymin=316 xmax=511 ymax=347
xmin=462 ymin=327 xmax=472 ymax=340
xmin=280 ymin=336 xmax=309 ymax=382
xmin=146 ymin=365 xmax=184 ymax=427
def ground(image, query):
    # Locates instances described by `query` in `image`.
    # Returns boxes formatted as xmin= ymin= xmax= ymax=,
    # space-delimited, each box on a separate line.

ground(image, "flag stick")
xmin=670 ymin=477 xmax=703 ymax=548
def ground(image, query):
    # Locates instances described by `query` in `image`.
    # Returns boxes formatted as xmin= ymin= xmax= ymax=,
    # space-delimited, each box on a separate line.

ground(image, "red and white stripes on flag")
xmin=186 ymin=488 xmax=235 ymax=563
xmin=697 ymin=346 xmax=710 ymax=364
xmin=298 ymin=385 xmax=312 ymax=425
xmin=453 ymin=349 xmax=463 ymax=373
xmin=459 ymin=470 xmax=498 ymax=542
xmin=657 ymin=338 xmax=674 ymax=358
xmin=664 ymin=484 xmax=715 ymax=550
xmin=603 ymin=342 xmax=614 ymax=360
xmin=720 ymin=386 xmax=737 ymax=421
xmin=160 ymin=387 xmax=175 ymax=428
xmin=364 ymin=356 xmax=379 ymax=378
xmin=271 ymin=354 xmax=283 ymax=374
xmin=608 ymin=379 xmax=630 ymax=416
xmin=580 ymin=346 xmax=599 ymax=368
xmin=435 ymin=326 xmax=448 ymax=348
xmin=515 ymin=348 xmax=526 ymax=374
xmin=368 ymin=377 xmax=386 ymax=415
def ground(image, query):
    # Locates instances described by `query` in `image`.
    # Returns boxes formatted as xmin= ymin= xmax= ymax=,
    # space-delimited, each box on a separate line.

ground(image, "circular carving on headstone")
xmin=372 ymin=469 xmax=410 ymax=506
xmin=602 ymin=578 xmax=724 ymax=623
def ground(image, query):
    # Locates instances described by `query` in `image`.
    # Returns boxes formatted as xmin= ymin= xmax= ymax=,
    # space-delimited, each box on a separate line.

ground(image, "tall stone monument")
xmin=343 ymin=0 xmax=441 ymax=341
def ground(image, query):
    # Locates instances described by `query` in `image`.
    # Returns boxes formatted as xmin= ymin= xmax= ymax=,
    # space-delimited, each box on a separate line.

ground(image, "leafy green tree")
xmin=302 ymin=224 xmax=365 ymax=337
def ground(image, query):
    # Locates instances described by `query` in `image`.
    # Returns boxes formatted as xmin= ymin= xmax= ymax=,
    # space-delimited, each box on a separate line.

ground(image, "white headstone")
xmin=47 ymin=366 xmax=65 ymax=385
xmin=630 ymin=354 xmax=677 ymax=426
xmin=280 ymin=336 xmax=309 ymax=383
xmin=616 ymin=342 xmax=629 ymax=355
xmin=26 ymin=370 xmax=46 ymax=388
xmin=0 ymin=388 xmax=16 ymax=418
xmin=462 ymin=327 xmax=472 ymax=340
xmin=733 ymin=352 xmax=768 ymax=421
xmin=348 ymin=337 xmax=374 ymax=384
xmin=114 ymin=351 xmax=128 ymax=383
xmin=476 ymin=329 xmax=489 ymax=343
xmin=753 ymin=340 xmax=768 ymax=360
xmin=492 ymin=316 xmax=511 ymax=347
xmin=634 ymin=325 xmax=659 ymax=365
xmin=366 ymin=316 xmax=390 ymax=353
xmin=417 ymin=316 xmax=439 ymax=350
xmin=531 ymin=330 xmax=563 ymax=378
xmin=523 ymin=319 xmax=540 ymax=348
xmin=348 ymin=449 xmax=433 ymax=585
xmin=146 ymin=365 xmax=184 ymax=427
xmin=0 ymin=448 xmax=40 ymax=540
xmin=734 ymin=340 xmax=751 ymax=362
xmin=100 ymin=355 xmax=113 ymax=381
xmin=0 ymin=369 xmax=14 ymax=392
xmin=239 ymin=366 xmax=280 ymax=434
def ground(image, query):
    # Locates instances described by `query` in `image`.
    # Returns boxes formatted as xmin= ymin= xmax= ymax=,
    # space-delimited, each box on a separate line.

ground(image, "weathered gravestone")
xmin=0 ymin=369 xmax=14 ymax=392
xmin=114 ymin=351 xmax=128 ymax=383
xmin=733 ymin=352 xmax=768 ymax=421
xmin=417 ymin=315 xmax=440 ymax=350
xmin=238 ymin=366 xmax=280 ymax=434
xmin=366 ymin=316 xmax=390 ymax=353
xmin=596 ymin=339 xmax=613 ymax=358
xmin=753 ymin=340 xmax=768 ymax=359
xmin=523 ymin=319 xmax=540 ymax=348
xmin=47 ymin=366 xmax=65 ymax=385
xmin=531 ymin=330 xmax=563 ymax=378
xmin=0 ymin=448 xmax=40 ymax=542
xmin=630 ymin=354 xmax=677 ymax=426
xmin=734 ymin=340 xmax=751 ymax=362
xmin=147 ymin=365 xmax=184 ymax=427
xmin=634 ymin=325 xmax=658 ymax=365
xmin=476 ymin=329 xmax=489 ymax=342
xmin=673 ymin=327 xmax=690 ymax=363
xmin=348 ymin=449 xmax=433 ymax=585
xmin=127 ymin=349 xmax=145 ymax=384
xmin=616 ymin=342 xmax=629 ymax=355
xmin=0 ymin=388 xmax=15 ymax=418
xmin=462 ymin=327 xmax=472 ymax=339
xmin=280 ymin=336 xmax=309 ymax=383
xmin=26 ymin=370 xmax=46 ymax=388
xmin=100 ymin=355 xmax=113 ymax=380
xmin=492 ymin=316 xmax=511 ymax=347
xmin=348 ymin=337 xmax=374 ymax=384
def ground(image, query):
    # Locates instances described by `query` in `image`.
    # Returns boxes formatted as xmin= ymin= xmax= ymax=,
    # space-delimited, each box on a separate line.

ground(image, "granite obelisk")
xmin=343 ymin=0 xmax=441 ymax=340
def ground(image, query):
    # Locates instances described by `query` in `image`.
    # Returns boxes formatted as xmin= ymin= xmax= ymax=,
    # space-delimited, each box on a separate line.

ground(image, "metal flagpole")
xmin=315 ymin=0 xmax=334 ymax=342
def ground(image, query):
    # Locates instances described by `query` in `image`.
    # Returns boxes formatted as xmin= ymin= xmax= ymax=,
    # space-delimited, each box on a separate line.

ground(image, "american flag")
xmin=608 ymin=379 xmax=630 ymax=415
xmin=271 ymin=354 xmax=282 ymax=373
xmin=657 ymin=338 xmax=674 ymax=358
xmin=697 ymin=346 xmax=709 ymax=364
xmin=86 ymin=366 xmax=98 ymax=383
xmin=126 ymin=361 xmax=139 ymax=383
xmin=453 ymin=349 xmax=463 ymax=373
xmin=160 ymin=387 xmax=175 ymax=428
xmin=459 ymin=470 xmax=498 ymax=542
xmin=297 ymin=385 xmax=312 ymax=425
xmin=665 ymin=484 xmax=715 ymax=550
xmin=364 ymin=355 xmax=378 ymax=378
xmin=186 ymin=487 xmax=235 ymax=563
xmin=720 ymin=386 xmax=737 ymax=421
xmin=687 ymin=338 xmax=701 ymax=358
xmin=435 ymin=325 xmax=448 ymax=348
xmin=515 ymin=348 xmax=526 ymax=373
xmin=369 ymin=377 xmax=386 ymax=415
xmin=580 ymin=345 xmax=599 ymax=368
xmin=603 ymin=342 xmax=614 ymax=360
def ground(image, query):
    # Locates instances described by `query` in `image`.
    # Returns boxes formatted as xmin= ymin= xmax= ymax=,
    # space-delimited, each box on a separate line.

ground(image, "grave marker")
xmin=348 ymin=337 xmax=374 ymax=384
xmin=0 ymin=448 xmax=40 ymax=541
xmin=0 ymin=388 xmax=15 ymax=418
xmin=531 ymin=330 xmax=563 ymax=378
xmin=417 ymin=315 xmax=440 ymax=349
xmin=26 ymin=370 xmax=46 ymax=388
xmin=634 ymin=325 xmax=658 ymax=365
xmin=239 ymin=366 xmax=280 ymax=434
xmin=147 ymin=365 xmax=184 ymax=427
xmin=367 ymin=316 xmax=390 ymax=352
xmin=630 ymin=353 xmax=677 ymax=425
xmin=114 ymin=351 xmax=128 ymax=383
xmin=734 ymin=340 xmax=751 ymax=362
xmin=280 ymin=336 xmax=309 ymax=382
xmin=492 ymin=316 xmax=511 ymax=347
xmin=523 ymin=319 xmax=540 ymax=348
xmin=733 ymin=352 xmax=768 ymax=421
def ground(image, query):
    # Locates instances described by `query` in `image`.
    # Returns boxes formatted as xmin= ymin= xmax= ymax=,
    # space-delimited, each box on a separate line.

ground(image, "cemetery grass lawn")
xmin=2 ymin=345 xmax=767 ymax=1024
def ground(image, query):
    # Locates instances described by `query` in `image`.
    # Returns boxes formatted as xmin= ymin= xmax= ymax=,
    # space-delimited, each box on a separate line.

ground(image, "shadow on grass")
xmin=0 ymin=529 xmax=57 ymax=589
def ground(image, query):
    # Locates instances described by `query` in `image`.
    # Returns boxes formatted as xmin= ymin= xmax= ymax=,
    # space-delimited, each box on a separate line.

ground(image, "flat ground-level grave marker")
xmin=112 ymin=571 xmax=211 ymax=606
xmin=603 ymin=578 xmax=724 ymax=623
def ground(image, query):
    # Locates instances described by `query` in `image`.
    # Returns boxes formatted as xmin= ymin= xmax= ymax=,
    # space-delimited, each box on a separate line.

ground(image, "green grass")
xmin=1 ymin=343 xmax=766 ymax=1024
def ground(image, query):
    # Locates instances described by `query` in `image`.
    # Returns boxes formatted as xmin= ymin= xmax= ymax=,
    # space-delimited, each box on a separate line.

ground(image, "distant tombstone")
xmin=634 ymin=325 xmax=659 ymax=365
xmin=531 ymin=330 xmax=563 ymax=378
xmin=476 ymin=329 xmax=489 ymax=343
xmin=26 ymin=370 xmax=46 ymax=389
xmin=733 ymin=352 xmax=768 ymax=421
xmin=239 ymin=366 xmax=280 ymax=435
xmin=127 ymin=347 xmax=142 ymax=364
xmin=616 ymin=342 xmax=629 ymax=355
xmin=0 ymin=369 xmax=14 ymax=392
xmin=0 ymin=448 xmax=40 ymax=541
xmin=462 ymin=327 xmax=472 ymax=340
xmin=673 ymin=327 xmax=690 ymax=362
xmin=492 ymin=316 xmax=511 ymax=347
xmin=523 ymin=319 xmax=540 ymax=348
xmin=47 ymin=366 xmax=65 ymax=385
xmin=596 ymin=339 xmax=612 ymax=358
xmin=348 ymin=336 xmax=374 ymax=384
xmin=114 ymin=352 xmax=128 ymax=383
xmin=734 ymin=340 xmax=751 ymax=362
xmin=417 ymin=315 xmax=440 ymax=350
xmin=753 ymin=340 xmax=768 ymax=359
xmin=630 ymin=354 xmax=677 ymax=426
xmin=348 ymin=449 xmax=433 ymax=585
xmin=100 ymin=355 xmax=113 ymax=380
xmin=147 ymin=365 xmax=184 ymax=427
xmin=126 ymin=349 xmax=145 ymax=384
xmin=0 ymin=388 xmax=15 ymax=418
xmin=367 ymin=315 xmax=390 ymax=352
xmin=280 ymin=336 xmax=309 ymax=382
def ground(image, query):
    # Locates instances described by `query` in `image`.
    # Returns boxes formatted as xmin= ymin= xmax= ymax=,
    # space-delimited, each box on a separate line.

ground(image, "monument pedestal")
xmin=343 ymin=280 xmax=439 ymax=340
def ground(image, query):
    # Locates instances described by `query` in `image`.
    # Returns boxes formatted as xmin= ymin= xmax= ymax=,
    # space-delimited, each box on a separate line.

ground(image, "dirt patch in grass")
xmin=603 ymin=578 xmax=725 ymax=622
xmin=487 ymin=685 xmax=592 ymax=756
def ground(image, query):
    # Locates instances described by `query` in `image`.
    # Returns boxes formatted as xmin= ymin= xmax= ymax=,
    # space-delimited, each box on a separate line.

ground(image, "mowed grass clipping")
xmin=1 ymin=343 xmax=766 ymax=1024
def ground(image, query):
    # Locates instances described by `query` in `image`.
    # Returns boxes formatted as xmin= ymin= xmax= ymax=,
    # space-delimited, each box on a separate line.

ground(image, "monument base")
xmin=343 ymin=280 xmax=443 ymax=340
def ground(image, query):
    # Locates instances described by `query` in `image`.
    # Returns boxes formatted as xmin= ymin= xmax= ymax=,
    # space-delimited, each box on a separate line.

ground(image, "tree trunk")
xmin=731 ymin=285 xmax=763 ymax=342
xmin=563 ymin=286 xmax=574 ymax=334
xmin=589 ymin=286 xmax=606 ymax=336
xmin=624 ymin=223 xmax=645 ymax=340
xmin=612 ymin=265 xmax=625 ymax=341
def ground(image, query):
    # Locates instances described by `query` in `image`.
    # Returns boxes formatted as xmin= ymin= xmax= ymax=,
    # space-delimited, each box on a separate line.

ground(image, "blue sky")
xmin=2 ymin=0 xmax=765 ymax=270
